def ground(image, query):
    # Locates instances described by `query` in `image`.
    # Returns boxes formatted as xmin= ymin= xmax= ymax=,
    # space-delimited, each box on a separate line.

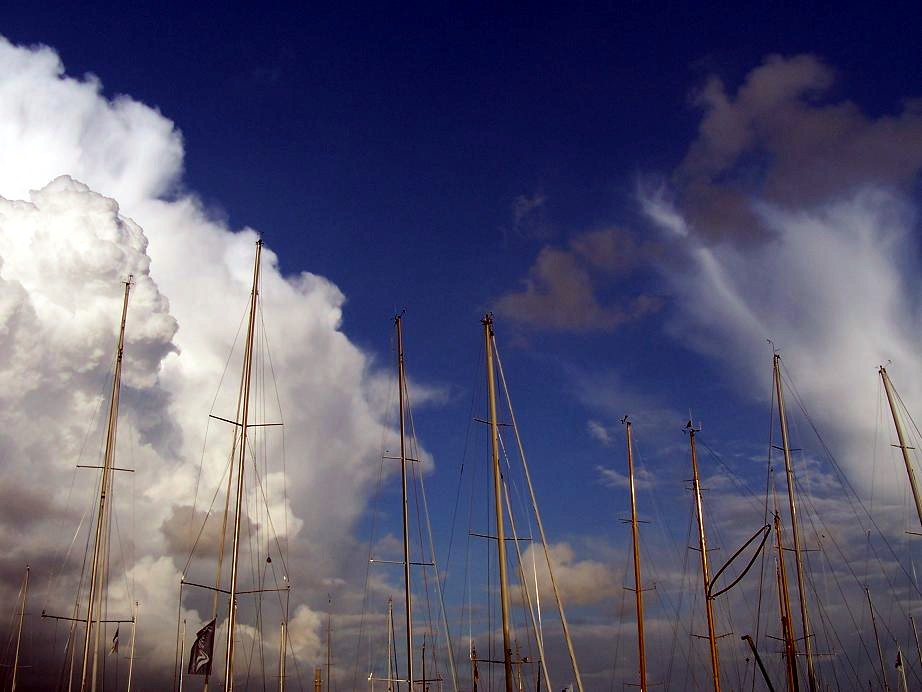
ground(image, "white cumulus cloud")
xmin=0 ymin=35 xmax=412 ymax=686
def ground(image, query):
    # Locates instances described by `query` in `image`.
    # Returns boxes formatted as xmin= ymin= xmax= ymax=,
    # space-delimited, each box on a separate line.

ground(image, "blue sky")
xmin=1 ymin=2 xmax=922 ymax=689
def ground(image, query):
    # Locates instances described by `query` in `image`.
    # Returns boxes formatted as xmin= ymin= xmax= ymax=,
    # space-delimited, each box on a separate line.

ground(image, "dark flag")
xmin=188 ymin=618 xmax=216 ymax=676
xmin=109 ymin=625 xmax=119 ymax=655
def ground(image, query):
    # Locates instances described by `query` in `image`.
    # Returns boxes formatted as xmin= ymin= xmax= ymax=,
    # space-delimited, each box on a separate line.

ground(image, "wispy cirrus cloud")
xmin=641 ymin=54 xmax=922 ymax=507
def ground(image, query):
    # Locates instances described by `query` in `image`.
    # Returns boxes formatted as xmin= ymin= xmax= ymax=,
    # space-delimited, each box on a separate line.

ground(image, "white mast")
xmin=11 ymin=565 xmax=29 ymax=692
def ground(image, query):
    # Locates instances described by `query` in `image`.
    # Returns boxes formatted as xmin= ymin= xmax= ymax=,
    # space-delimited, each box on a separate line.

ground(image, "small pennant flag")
xmin=471 ymin=644 xmax=479 ymax=692
xmin=109 ymin=626 xmax=119 ymax=655
xmin=896 ymin=648 xmax=904 ymax=670
xmin=188 ymin=619 xmax=216 ymax=676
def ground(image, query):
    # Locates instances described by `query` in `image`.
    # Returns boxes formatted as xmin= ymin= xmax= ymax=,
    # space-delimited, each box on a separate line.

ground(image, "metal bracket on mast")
xmin=42 ymin=612 xmax=134 ymax=624
xmin=468 ymin=532 xmax=532 ymax=542
xmin=208 ymin=414 xmax=283 ymax=428
xmin=76 ymin=465 xmax=134 ymax=472
xmin=382 ymin=455 xmax=421 ymax=462
xmin=473 ymin=417 xmax=512 ymax=427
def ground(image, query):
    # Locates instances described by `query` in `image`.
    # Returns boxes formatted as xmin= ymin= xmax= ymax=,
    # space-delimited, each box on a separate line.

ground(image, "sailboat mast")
xmin=127 ymin=602 xmax=138 ymax=692
xmin=878 ymin=366 xmax=922 ymax=530
xmin=80 ymin=276 xmax=132 ymax=692
xmin=278 ymin=621 xmax=287 ymax=692
xmin=179 ymin=619 xmax=186 ymax=692
xmin=11 ymin=565 xmax=29 ymax=692
xmin=773 ymin=513 xmax=799 ymax=692
xmin=688 ymin=424 xmax=721 ymax=692
xmin=866 ymin=588 xmax=891 ymax=692
xmin=395 ymin=315 xmax=414 ymax=692
xmin=483 ymin=314 xmax=514 ymax=692
xmin=326 ymin=599 xmax=332 ymax=692
xmin=223 ymin=239 xmax=263 ymax=691
xmin=386 ymin=598 xmax=394 ymax=692
xmin=773 ymin=355 xmax=818 ymax=692
xmin=624 ymin=421 xmax=647 ymax=691
xmin=911 ymin=615 xmax=922 ymax=670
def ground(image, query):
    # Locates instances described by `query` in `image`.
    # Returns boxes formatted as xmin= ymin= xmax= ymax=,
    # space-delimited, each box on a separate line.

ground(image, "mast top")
xmin=482 ymin=312 xmax=494 ymax=328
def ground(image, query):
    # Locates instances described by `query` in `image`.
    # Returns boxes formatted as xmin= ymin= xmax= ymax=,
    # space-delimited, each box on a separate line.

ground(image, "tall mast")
xmin=866 ymin=588 xmax=890 ymax=692
xmin=878 ymin=366 xmax=922 ymax=530
xmin=80 ymin=276 xmax=132 ymax=692
xmin=127 ymin=602 xmax=138 ymax=692
xmin=773 ymin=355 xmax=817 ymax=692
xmin=386 ymin=598 xmax=394 ymax=692
xmin=223 ymin=239 xmax=263 ymax=691
xmin=483 ymin=314 xmax=514 ymax=692
xmin=773 ymin=513 xmax=799 ymax=692
xmin=395 ymin=315 xmax=414 ymax=692
xmin=11 ymin=565 xmax=29 ymax=692
xmin=326 ymin=598 xmax=332 ymax=692
xmin=911 ymin=616 xmax=922 ymax=670
xmin=179 ymin=619 xmax=187 ymax=692
xmin=624 ymin=420 xmax=647 ymax=691
xmin=278 ymin=621 xmax=287 ymax=692
xmin=491 ymin=338 xmax=583 ymax=692
xmin=688 ymin=423 xmax=720 ymax=692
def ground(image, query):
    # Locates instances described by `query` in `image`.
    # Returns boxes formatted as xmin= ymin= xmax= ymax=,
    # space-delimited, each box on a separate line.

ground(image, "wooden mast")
xmin=773 ymin=355 xmax=818 ymax=692
xmin=483 ymin=314 xmax=514 ymax=692
xmin=687 ymin=422 xmax=720 ymax=692
xmin=223 ymin=239 xmax=262 ymax=691
xmin=773 ymin=513 xmax=800 ymax=692
xmin=878 ymin=366 xmax=922 ymax=530
xmin=11 ymin=565 xmax=29 ymax=692
xmin=395 ymin=315 xmax=414 ymax=692
xmin=624 ymin=420 xmax=647 ymax=691
xmin=490 ymin=337 xmax=583 ymax=692
xmin=80 ymin=276 xmax=132 ymax=692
